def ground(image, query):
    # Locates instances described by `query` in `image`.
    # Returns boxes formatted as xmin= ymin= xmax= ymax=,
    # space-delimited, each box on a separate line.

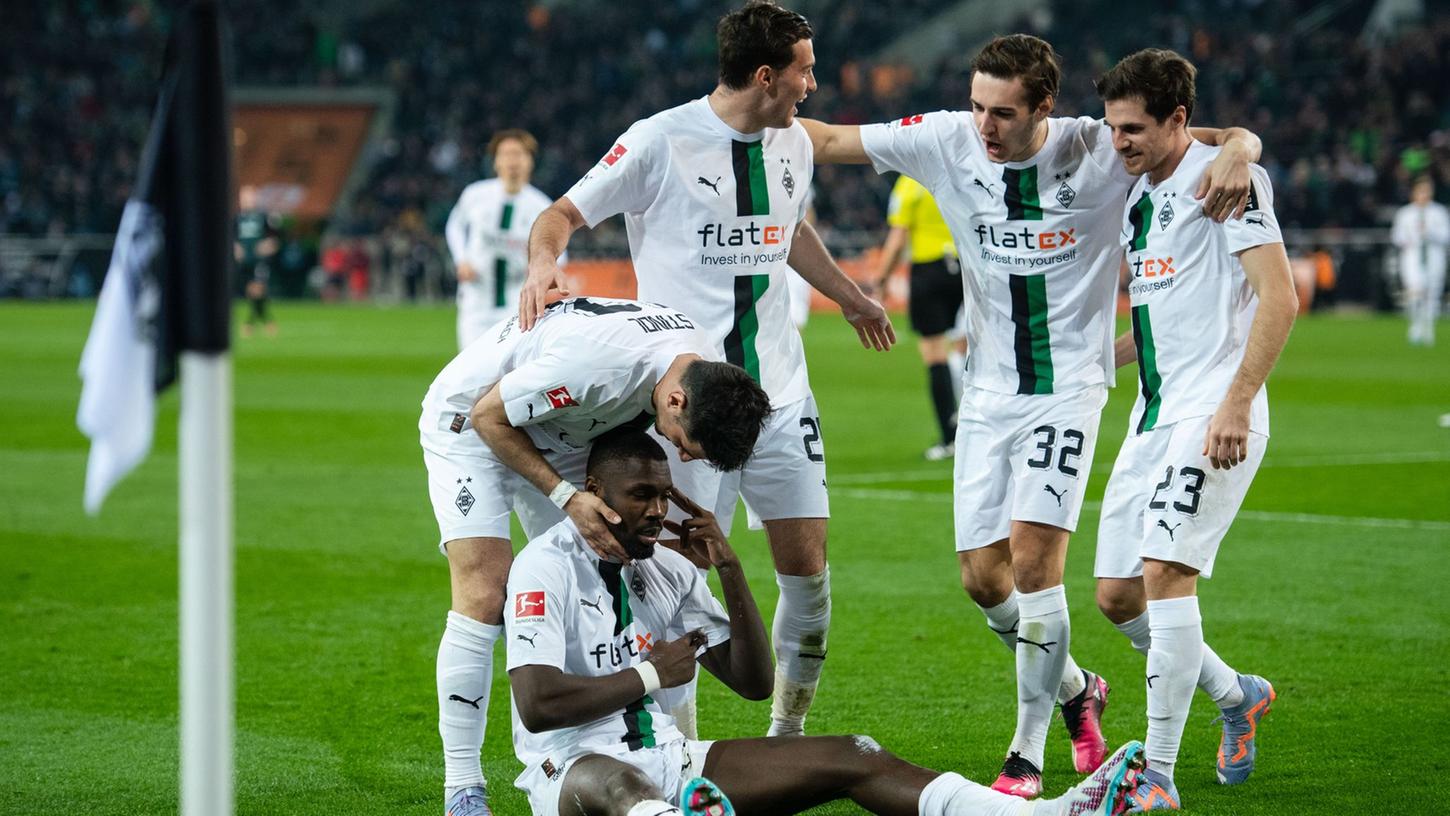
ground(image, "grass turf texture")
xmin=2 ymin=301 xmax=1448 ymax=815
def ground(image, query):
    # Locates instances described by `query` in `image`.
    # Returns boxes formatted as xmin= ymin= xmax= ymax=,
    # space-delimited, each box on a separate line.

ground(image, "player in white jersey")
xmin=520 ymin=1 xmax=895 ymax=739
xmin=1092 ymin=50 xmax=1298 ymax=810
xmin=507 ymin=429 xmax=1150 ymax=816
xmin=419 ymin=297 xmax=770 ymax=816
xmin=1391 ymin=175 xmax=1450 ymax=346
xmin=800 ymin=34 xmax=1264 ymax=797
xmin=445 ymin=130 xmax=561 ymax=350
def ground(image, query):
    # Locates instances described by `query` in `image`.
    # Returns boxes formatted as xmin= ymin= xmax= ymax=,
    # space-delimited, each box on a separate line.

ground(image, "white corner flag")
xmin=78 ymin=200 xmax=165 ymax=514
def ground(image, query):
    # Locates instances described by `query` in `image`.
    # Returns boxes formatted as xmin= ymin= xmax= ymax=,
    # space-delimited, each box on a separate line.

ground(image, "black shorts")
xmin=907 ymin=257 xmax=964 ymax=336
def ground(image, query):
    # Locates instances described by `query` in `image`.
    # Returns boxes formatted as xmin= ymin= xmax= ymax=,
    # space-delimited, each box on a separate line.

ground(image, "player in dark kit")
xmin=235 ymin=184 xmax=278 ymax=337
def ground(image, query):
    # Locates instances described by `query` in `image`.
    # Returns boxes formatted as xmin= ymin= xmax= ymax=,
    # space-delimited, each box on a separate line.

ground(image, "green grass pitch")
xmin=2 ymin=301 xmax=1448 ymax=814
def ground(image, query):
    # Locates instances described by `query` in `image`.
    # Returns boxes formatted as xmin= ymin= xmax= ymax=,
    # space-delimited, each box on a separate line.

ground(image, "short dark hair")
xmin=587 ymin=428 xmax=668 ymax=479
xmin=1096 ymin=49 xmax=1197 ymax=123
xmin=971 ymin=34 xmax=1061 ymax=110
xmin=488 ymin=128 xmax=538 ymax=158
xmin=717 ymin=0 xmax=814 ymax=91
xmin=680 ymin=360 xmax=771 ymax=472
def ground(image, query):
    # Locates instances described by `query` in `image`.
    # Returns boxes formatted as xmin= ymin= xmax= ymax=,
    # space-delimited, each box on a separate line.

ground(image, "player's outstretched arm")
xmin=788 ymin=220 xmax=896 ymax=351
xmin=520 ymin=197 xmax=587 ymax=330
xmin=665 ymin=489 xmax=773 ymax=701
xmin=510 ymin=630 xmax=707 ymax=732
xmin=1188 ymin=127 xmax=1263 ymax=221
xmin=470 ymin=388 xmax=632 ymax=562
xmin=1203 ymin=243 xmax=1297 ymax=470
xmin=799 ymin=118 xmax=870 ymax=165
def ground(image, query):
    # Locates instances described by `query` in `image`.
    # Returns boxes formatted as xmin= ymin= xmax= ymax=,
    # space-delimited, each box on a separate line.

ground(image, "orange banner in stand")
xmin=232 ymin=103 xmax=375 ymax=219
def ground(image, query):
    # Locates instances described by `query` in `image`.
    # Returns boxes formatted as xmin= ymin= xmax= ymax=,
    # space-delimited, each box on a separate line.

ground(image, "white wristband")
xmin=548 ymin=480 xmax=578 ymax=510
xmin=633 ymin=661 xmax=662 ymax=695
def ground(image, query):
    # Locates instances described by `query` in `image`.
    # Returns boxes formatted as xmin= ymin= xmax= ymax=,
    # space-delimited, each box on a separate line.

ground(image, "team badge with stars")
xmin=781 ymin=161 xmax=795 ymax=199
xmin=1056 ymin=182 xmax=1077 ymax=208
xmin=631 ymin=572 xmax=647 ymax=602
xmin=1158 ymin=198 xmax=1175 ymax=230
xmin=455 ymin=477 xmax=475 ymax=516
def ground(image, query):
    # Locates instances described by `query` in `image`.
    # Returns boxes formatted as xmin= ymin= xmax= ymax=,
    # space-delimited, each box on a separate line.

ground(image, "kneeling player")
xmin=506 ymin=429 xmax=1147 ymax=816
xmin=1093 ymin=50 xmax=1297 ymax=809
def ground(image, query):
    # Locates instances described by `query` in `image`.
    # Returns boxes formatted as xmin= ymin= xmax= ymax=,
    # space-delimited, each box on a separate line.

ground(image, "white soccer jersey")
xmin=1391 ymin=200 xmax=1450 ymax=285
xmin=445 ymin=179 xmax=557 ymax=319
xmin=565 ymin=97 xmax=815 ymax=406
xmin=506 ymin=519 xmax=731 ymax=781
xmin=419 ymin=297 xmax=714 ymax=454
xmin=1119 ymin=140 xmax=1283 ymax=435
xmin=862 ymin=113 xmax=1131 ymax=396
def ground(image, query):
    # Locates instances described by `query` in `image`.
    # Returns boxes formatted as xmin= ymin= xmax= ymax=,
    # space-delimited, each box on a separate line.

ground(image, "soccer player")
xmin=445 ymin=129 xmax=559 ymax=350
xmin=870 ymin=174 xmax=965 ymax=460
xmin=419 ymin=297 xmax=771 ymax=816
xmin=1092 ymin=49 xmax=1295 ymax=810
xmin=520 ymin=1 xmax=896 ymax=738
xmin=235 ymin=184 xmax=278 ymax=338
xmin=506 ymin=428 xmax=1148 ymax=816
xmin=1391 ymin=175 xmax=1449 ymax=346
xmin=799 ymin=34 xmax=1263 ymax=796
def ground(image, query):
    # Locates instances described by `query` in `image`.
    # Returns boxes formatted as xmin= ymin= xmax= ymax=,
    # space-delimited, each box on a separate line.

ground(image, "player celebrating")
xmin=506 ymin=428 xmax=1148 ymax=816
xmin=520 ymin=0 xmax=895 ymax=738
xmin=870 ymin=174 xmax=964 ymax=460
xmin=1391 ymin=175 xmax=1449 ymax=346
xmin=445 ymin=129 xmax=560 ymax=350
xmin=1092 ymin=49 xmax=1295 ymax=810
xmin=419 ymin=297 xmax=770 ymax=816
xmin=800 ymin=34 xmax=1262 ymax=796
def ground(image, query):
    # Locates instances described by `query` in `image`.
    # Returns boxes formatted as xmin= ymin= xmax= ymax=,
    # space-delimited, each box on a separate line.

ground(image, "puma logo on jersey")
xmin=579 ymin=596 xmax=603 ymax=613
xmin=1244 ymin=214 xmax=1265 ymax=226
xmin=973 ymin=178 xmax=996 ymax=196
xmin=1157 ymin=519 xmax=1182 ymax=540
xmin=697 ymin=175 xmax=722 ymax=195
xmin=516 ymin=633 xmax=538 ymax=647
xmin=448 ymin=693 xmax=485 ymax=709
xmin=1043 ymin=484 xmax=1066 ymax=506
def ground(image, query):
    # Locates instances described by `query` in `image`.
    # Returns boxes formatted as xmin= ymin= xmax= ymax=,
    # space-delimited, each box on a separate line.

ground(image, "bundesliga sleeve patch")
xmin=514 ymin=590 xmax=547 ymax=622
xmin=543 ymin=385 xmax=578 ymax=409
xmin=601 ymin=143 xmax=628 ymax=167
xmin=897 ymin=114 xmax=925 ymax=127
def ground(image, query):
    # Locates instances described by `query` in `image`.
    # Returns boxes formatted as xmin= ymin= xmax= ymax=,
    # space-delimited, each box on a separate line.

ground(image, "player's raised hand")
xmin=1203 ymin=399 xmax=1251 ymax=470
xmin=563 ymin=491 xmax=632 ymax=562
xmin=456 ymin=262 xmax=479 ymax=283
xmin=1196 ymin=146 xmax=1252 ymax=222
xmin=663 ymin=488 xmax=738 ymax=571
xmin=842 ymin=294 xmax=897 ymax=351
xmin=518 ymin=257 xmax=570 ymax=331
xmin=645 ymin=629 xmax=708 ymax=688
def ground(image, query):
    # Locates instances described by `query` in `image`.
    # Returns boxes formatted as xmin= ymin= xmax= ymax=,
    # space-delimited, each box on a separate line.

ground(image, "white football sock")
xmin=918 ymin=771 xmax=1031 ymax=816
xmin=980 ymin=591 xmax=1085 ymax=704
xmin=437 ymin=610 xmax=501 ymax=791
xmin=1009 ymin=585 xmax=1071 ymax=769
xmin=1144 ymin=597 xmax=1203 ymax=781
xmin=1116 ymin=611 xmax=1243 ymax=708
xmin=768 ymin=567 xmax=831 ymax=736
xmin=626 ymin=800 xmax=682 ymax=816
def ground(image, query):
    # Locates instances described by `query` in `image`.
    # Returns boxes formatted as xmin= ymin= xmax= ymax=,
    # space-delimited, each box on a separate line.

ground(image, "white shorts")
xmin=520 ymin=738 xmax=715 ymax=816
xmin=665 ymin=395 xmax=830 ymax=537
xmin=954 ymin=386 xmax=1107 ymax=551
xmin=1095 ymin=414 xmax=1266 ymax=579
xmin=420 ymin=413 xmax=587 ymax=553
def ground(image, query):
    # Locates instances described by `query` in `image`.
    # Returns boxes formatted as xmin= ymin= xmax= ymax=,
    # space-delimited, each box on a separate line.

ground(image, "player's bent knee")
xmin=1095 ymin=579 xmax=1144 ymax=624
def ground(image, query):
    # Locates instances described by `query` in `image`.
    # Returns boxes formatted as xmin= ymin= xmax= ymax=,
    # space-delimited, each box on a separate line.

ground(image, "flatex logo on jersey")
xmin=589 ymin=628 xmax=658 ymax=669
xmin=515 ymin=591 xmax=547 ymax=622
xmin=697 ymin=221 xmax=791 ymax=266
xmin=1127 ymin=254 xmax=1179 ymax=296
xmin=972 ymin=224 xmax=1080 ymax=269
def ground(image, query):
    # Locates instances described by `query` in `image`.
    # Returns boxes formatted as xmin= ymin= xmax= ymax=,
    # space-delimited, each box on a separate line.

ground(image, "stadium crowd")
xmin=3 ymin=1 xmax=1447 ymax=251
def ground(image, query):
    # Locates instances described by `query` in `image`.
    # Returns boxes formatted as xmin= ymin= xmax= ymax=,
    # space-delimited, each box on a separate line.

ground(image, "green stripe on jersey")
xmin=1001 ymin=166 xmax=1043 ymax=221
xmin=731 ymin=140 xmax=770 ymax=216
xmin=1128 ymin=193 xmax=1154 ymax=252
xmin=494 ymin=203 xmax=515 ymax=307
xmin=724 ymin=274 xmax=770 ymax=382
xmin=1009 ymin=274 xmax=1054 ymax=394
xmin=1131 ymin=304 xmax=1163 ymax=433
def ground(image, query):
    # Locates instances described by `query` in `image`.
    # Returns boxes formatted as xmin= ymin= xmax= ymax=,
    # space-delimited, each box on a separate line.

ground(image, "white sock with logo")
xmin=438 ymin=610 xmax=501 ymax=791
xmin=768 ymin=567 xmax=831 ymax=736
xmin=1009 ymin=585 xmax=1071 ymax=770
xmin=918 ymin=772 xmax=1032 ymax=816
xmin=1144 ymin=597 xmax=1203 ymax=781
xmin=1116 ymin=611 xmax=1243 ymax=709
xmin=980 ymin=591 xmax=1086 ymax=705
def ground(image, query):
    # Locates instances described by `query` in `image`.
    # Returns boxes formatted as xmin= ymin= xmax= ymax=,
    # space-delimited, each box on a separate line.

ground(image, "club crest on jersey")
xmin=455 ymin=485 xmax=475 ymax=515
xmin=631 ymin=572 xmax=647 ymax=601
xmin=782 ymin=165 xmax=795 ymax=198
xmin=601 ymin=143 xmax=628 ymax=167
xmin=515 ymin=590 xmax=546 ymax=622
xmin=544 ymin=385 xmax=578 ymax=409
xmin=1056 ymin=182 xmax=1077 ymax=208
xmin=897 ymin=113 xmax=925 ymax=127
xmin=1158 ymin=199 xmax=1175 ymax=230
